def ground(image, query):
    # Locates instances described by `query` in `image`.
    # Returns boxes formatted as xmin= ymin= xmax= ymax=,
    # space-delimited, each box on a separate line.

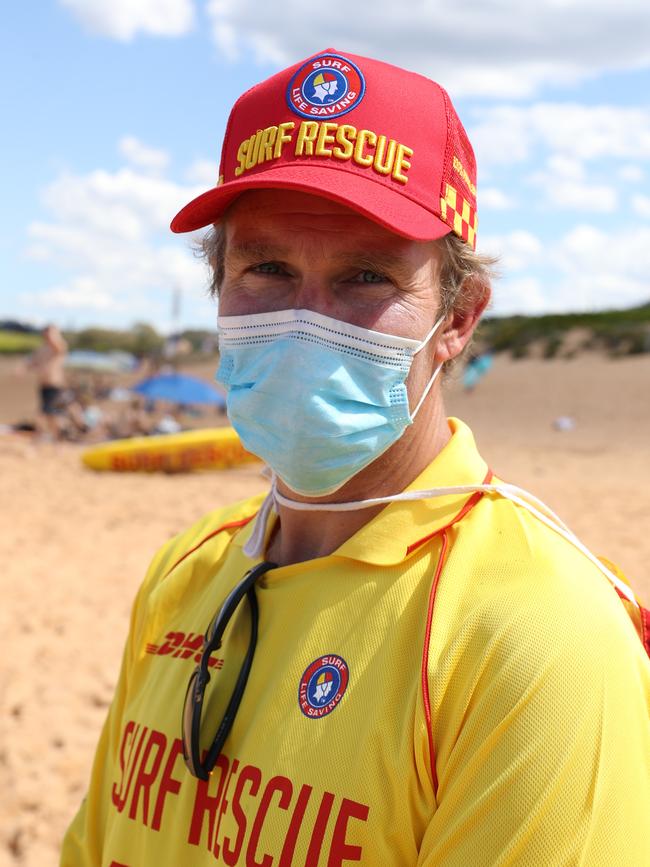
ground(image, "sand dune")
xmin=1 ymin=354 xmax=648 ymax=865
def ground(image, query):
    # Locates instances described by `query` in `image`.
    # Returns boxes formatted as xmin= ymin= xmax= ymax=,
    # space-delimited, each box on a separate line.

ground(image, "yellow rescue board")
xmin=81 ymin=427 xmax=260 ymax=473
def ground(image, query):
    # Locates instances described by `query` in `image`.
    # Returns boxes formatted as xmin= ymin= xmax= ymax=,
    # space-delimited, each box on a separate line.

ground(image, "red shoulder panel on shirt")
xmin=163 ymin=515 xmax=256 ymax=580
xmin=420 ymin=528 xmax=449 ymax=798
xmin=639 ymin=603 xmax=650 ymax=657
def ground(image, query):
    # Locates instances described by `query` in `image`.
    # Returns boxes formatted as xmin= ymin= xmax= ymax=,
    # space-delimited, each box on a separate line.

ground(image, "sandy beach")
xmin=1 ymin=353 xmax=649 ymax=866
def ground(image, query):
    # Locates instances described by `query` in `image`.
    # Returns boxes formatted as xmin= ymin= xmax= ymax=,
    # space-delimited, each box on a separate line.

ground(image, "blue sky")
xmin=2 ymin=1 xmax=650 ymax=332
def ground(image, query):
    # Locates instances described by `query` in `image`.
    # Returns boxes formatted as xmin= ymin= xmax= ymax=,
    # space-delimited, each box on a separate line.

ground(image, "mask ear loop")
xmin=410 ymin=315 xmax=445 ymax=419
xmin=411 ymin=362 xmax=444 ymax=418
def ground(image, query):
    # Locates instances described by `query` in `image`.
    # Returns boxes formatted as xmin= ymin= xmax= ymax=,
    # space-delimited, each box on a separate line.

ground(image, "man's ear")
xmin=436 ymin=279 xmax=491 ymax=363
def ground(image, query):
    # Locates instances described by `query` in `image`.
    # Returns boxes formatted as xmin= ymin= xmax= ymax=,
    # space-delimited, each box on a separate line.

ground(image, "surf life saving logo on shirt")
xmin=298 ymin=654 xmax=349 ymax=718
xmin=286 ymin=53 xmax=365 ymax=119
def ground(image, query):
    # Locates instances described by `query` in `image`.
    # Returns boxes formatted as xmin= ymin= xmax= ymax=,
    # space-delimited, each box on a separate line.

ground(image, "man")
xmin=62 ymin=49 xmax=650 ymax=866
xmin=27 ymin=323 xmax=68 ymax=438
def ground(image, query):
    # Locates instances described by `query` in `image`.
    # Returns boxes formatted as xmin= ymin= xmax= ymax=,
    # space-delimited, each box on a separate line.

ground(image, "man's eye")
xmin=252 ymin=262 xmax=283 ymax=275
xmin=354 ymin=270 xmax=385 ymax=284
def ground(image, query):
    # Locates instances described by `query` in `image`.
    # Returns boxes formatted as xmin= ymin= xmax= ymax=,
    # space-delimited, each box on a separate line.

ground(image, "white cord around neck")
xmin=242 ymin=476 xmax=637 ymax=607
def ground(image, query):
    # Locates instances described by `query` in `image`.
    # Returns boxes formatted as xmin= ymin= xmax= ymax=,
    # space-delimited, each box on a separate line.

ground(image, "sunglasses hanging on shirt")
xmin=181 ymin=560 xmax=277 ymax=780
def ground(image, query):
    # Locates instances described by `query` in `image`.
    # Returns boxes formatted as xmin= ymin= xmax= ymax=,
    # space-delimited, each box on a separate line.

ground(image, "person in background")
xmin=27 ymin=324 xmax=68 ymax=439
xmin=64 ymin=388 xmax=108 ymax=442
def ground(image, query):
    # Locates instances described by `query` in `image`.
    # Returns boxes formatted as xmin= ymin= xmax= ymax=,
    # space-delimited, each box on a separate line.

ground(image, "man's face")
xmin=219 ymin=189 xmax=444 ymax=346
xmin=218 ymin=189 xmax=459 ymax=497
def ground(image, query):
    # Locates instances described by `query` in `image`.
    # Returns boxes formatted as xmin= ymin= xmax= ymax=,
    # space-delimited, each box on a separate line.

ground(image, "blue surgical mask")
xmin=216 ymin=308 xmax=444 ymax=496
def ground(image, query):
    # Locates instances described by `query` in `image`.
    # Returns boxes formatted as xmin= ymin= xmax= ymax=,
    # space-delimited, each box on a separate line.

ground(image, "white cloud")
xmin=472 ymin=104 xmax=650 ymax=167
xmin=59 ymin=0 xmax=194 ymax=40
xmin=184 ymin=158 xmax=219 ymax=186
xmin=33 ymin=167 xmax=203 ymax=244
xmin=209 ymin=18 xmax=239 ymax=62
xmin=548 ymin=224 xmax=650 ymax=311
xmin=22 ymin=146 xmax=212 ymax=329
xmin=550 ymin=183 xmax=617 ymax=213
xmin=481 ymin=223 xmax=650 ymax=315
xmin=480 ymin=187 xmax=515 ymax=210
xmin=205 ymin=0 xmax=650 ymax=98
xmin=543 ymin=155 xmax=584 ymax=181
xmin=567 ymin=223 xmax=650 ymax=268
xmin=491 ymin=277 xmax=548 ymax=316
xmin=119 ymin=136 xmax=170 ymax=174
xmin=479 ymin=230 xmax=543 ymax=272
xmin=530 ymin=105 xmax=650 ymax=160
xmin=529 ymin=155 xmax=618 ymax=213
xmin=618 ymin=164 xmax=646 ymax=183
xmin=632 ymin=194 xmax=650 ymax=218
xmin=24 ymin=278 xmax=117 ymax=312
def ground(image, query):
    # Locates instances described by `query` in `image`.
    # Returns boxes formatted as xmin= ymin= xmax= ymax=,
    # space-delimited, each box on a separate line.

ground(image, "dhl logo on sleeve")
xmin=233 ymin=121 xmax=414 ymax=185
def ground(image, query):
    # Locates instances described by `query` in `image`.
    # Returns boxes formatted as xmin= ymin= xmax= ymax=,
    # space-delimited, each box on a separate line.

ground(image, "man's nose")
xmin=293 ymin=279 xmax=339 ymax=317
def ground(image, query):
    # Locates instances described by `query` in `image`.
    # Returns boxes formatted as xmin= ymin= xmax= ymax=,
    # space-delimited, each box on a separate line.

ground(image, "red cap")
xmin=171 ymin=48 xmax=478 ymax=249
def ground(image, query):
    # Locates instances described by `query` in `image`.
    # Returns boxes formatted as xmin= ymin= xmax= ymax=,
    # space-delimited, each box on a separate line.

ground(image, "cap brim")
xmin=170 ymin=165 xmax=451 ymax=242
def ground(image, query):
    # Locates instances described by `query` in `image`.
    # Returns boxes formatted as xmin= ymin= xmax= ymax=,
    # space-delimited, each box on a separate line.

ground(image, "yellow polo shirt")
xmin=62 ymin=419 xmax=650 ymax=866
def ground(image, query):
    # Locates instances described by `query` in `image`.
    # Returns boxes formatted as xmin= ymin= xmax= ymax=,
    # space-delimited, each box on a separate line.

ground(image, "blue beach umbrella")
xmin=131 ymin=373 xmax=226 ymax=407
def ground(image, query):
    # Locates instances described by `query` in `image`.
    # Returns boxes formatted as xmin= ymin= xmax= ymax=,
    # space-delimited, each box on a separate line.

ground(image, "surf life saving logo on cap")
xmin=298 ymin=654 xmax=349 ymax=718
xmin=287 ymin=53 xmax=365 ymax=119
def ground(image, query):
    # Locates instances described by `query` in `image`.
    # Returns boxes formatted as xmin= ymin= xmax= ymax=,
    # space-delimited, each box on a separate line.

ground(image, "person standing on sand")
xmin=27 ymin=323 xmax=68 ymax=438
xmin=62 ymin=49 xmax=650 ymax=866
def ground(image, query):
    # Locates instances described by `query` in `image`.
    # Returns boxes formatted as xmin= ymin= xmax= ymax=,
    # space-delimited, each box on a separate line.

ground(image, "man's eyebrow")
xmin=229 ymin=242 xmax=416 ymax=276
xmin=338 ymin=251 xmax=414 ymax=276
xmin=228 ymin=240 xmax=290 ymax=261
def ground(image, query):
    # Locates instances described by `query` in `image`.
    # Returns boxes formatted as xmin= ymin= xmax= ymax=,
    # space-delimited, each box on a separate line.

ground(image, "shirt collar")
xmin=334 ymin=417 xmax=489 ymax=565
xmin=232 ymin=418 xmax=489 ymax=566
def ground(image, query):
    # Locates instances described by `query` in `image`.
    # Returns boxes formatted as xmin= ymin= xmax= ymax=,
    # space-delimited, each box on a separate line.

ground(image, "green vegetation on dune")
xmin=0 ymin=330 xmax=42 ymax=354
xmin=0 ymin=322 xmax=220 ymax=358
xmin=66 ymin=324 xmax=219 ymax=358
xmin=68 ymin=323 xmax=165 ymax=357
xmin=477 ymin=302 xmax=650 ymax=359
